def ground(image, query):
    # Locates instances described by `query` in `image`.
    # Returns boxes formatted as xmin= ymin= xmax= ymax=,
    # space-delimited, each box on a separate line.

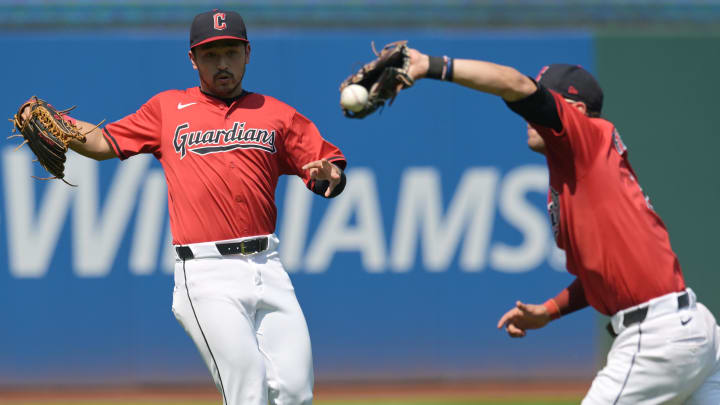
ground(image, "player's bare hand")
xmin=407 ymin=48 xmax=430 ymax=81
xmin=302 ymin=159 xmax=342 ymax=197
xmin=496 ymin=301 xmax=551 ymax=338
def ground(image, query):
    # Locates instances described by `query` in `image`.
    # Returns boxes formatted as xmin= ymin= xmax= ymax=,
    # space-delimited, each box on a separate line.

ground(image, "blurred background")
xmin=1 ymin=0 xmax=719 ymax=403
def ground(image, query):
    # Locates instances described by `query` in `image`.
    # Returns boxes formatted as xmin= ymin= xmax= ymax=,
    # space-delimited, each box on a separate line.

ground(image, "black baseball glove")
xmin=339 ymin=40 xmax=414 ymax=118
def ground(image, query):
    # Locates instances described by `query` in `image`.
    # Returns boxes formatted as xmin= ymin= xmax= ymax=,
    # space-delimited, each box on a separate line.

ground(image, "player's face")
xmin=190 ymin=40 xmax=250 ymax=98
xmin=526 ymin=124 xmax=547 ymax=154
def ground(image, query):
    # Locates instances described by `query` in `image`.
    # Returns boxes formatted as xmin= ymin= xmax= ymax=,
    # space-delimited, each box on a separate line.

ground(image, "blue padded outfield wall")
xmin=0 ymin=31 xmax=596 ymax=385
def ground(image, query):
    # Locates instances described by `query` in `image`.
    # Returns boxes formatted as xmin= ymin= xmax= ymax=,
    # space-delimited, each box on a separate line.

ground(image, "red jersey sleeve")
xmin=281 ymin=111 xmax=347 ymax=186
xmin=102 ymin=95 xmax=163 ymax=160
xmin=530 ymin=90 xmax=606 ymax=177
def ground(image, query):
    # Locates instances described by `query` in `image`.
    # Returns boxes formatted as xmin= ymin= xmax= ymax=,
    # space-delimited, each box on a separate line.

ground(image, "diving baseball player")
xmin=399 ymin=50 xmax=720 ymax=403
xmin=16 ymin=10 xmax=346 ymax=405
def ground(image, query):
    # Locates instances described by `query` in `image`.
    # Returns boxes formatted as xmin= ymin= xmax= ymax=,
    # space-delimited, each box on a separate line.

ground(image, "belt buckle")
xmin=240 ymin=242 xmax=249 ymax=255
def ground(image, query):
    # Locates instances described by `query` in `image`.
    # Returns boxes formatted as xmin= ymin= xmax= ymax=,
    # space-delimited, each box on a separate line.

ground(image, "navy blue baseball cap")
xmin=190 ymin=9 xmax=248 ymax=49
xmin=537 ymin=64 xmax=604 ymax=116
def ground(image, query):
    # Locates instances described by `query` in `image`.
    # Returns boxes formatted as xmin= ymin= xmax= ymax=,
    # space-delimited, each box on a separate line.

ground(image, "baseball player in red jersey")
xmin=19 ymin=10 xmax=346 ymax=405
xmin=401 ymin=50 xmax=720 ymax=403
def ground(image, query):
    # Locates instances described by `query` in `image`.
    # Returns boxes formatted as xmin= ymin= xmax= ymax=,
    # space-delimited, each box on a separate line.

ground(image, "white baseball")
xmin=340 ymin=84 xmax=368 ymax=112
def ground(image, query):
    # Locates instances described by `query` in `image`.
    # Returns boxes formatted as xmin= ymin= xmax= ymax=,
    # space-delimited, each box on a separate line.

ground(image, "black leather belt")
xmin=175 ymin=237 xmax=269 ymax=260
xmin=606 ymin=291 xmax=689 ymax=337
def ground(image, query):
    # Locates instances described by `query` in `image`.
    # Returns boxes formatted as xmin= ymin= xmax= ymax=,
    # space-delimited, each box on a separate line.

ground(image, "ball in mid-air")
xmin=340 ymin=84 xmax=368 ymax=112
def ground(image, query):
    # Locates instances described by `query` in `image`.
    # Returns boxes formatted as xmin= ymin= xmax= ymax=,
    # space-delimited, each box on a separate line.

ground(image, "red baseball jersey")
xmin=103 ymin=87 xmax=346 ymax=245
xmin=533 ymin=91 xmax=685 ymax=315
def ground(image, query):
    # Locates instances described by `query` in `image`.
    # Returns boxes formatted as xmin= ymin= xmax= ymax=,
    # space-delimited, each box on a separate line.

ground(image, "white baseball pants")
xmin=172 ymin=234 xmax=314 ymax=405
xmin=583 ymin=289 xmax=720 ymax=404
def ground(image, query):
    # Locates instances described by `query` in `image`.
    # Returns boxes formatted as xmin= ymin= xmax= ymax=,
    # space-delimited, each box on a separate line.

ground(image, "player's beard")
xmin=206 ymin=69 xmax=245 ymax=98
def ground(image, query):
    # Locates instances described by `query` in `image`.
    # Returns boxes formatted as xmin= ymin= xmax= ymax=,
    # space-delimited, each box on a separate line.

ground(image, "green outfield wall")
xmin=596 ymin=35 xmax=720 ymax=315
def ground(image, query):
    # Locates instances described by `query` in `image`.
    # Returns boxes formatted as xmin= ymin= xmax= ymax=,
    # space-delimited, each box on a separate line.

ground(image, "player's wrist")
xmin=426 ymin=55 xmax=454 ymax=82
xmin=542 ymin=298 xmax=562 ymax=321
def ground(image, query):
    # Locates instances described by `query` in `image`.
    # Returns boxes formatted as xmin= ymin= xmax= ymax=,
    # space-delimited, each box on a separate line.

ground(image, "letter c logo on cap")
xmin=214 ymin=13 xmax=227 ymax=30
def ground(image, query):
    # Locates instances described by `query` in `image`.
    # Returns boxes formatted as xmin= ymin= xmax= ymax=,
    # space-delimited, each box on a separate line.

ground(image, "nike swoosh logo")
xmin=177 ymin=102 xmax=197 ymax=110
xmin=681 ymin=317 xmax=693 ymax=326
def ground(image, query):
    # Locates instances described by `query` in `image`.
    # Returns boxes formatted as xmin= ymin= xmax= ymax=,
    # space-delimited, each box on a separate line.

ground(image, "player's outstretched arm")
xmin=68 ymin=120 xmax=117 ymax=161
xmin=497 ymin=278 xmax=589 ymax=338
xmin=407 ymin=48 xmax=537 ymax=102
xmin=19 ymin=105 xmax=117 ymax=161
